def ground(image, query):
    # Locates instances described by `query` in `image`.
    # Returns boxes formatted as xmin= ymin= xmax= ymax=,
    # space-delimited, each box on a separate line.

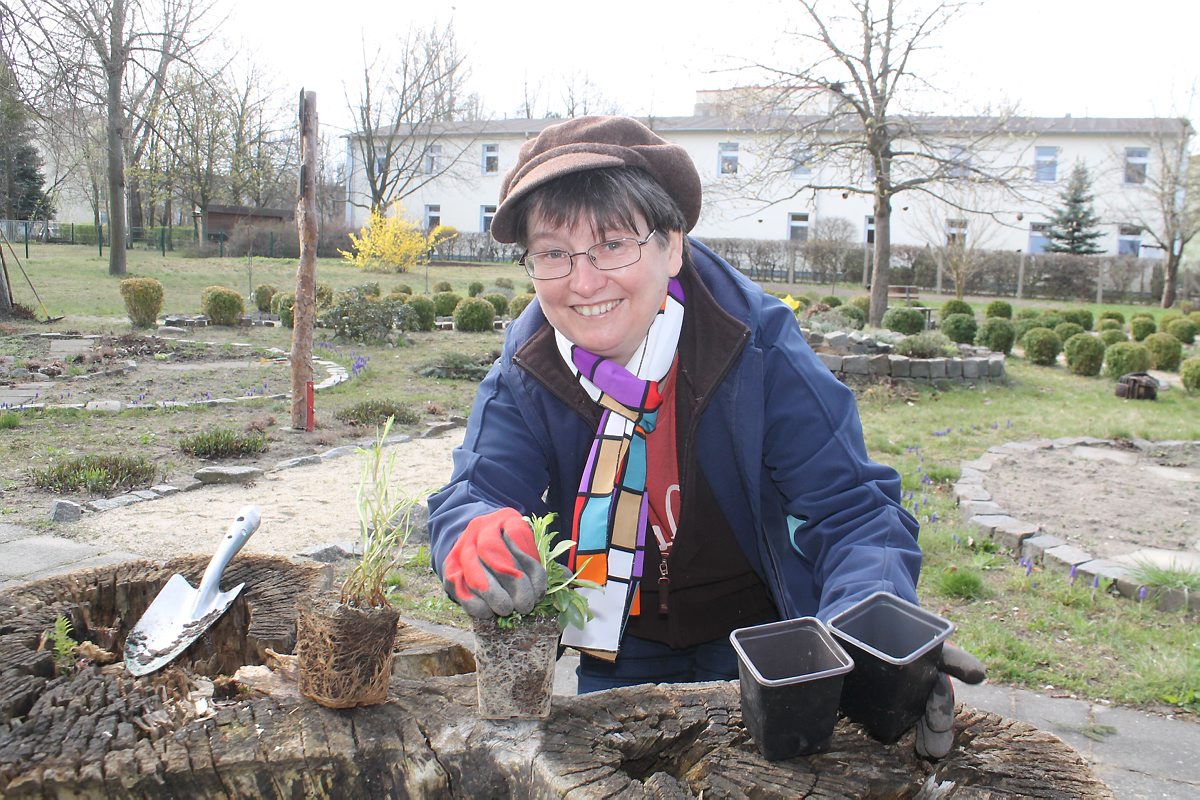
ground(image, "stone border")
xmin=954 ymin=437 xmax=1200 ymax=612
xmin=2 ymin=334 xmax=348 ymax=413
xmin=816 ymin=350 xmax=1005 ymax=382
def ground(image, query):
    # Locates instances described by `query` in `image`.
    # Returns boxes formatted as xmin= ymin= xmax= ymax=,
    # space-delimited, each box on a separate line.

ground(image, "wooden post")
xmin=291 ymin=90 xmax=318 ymax=430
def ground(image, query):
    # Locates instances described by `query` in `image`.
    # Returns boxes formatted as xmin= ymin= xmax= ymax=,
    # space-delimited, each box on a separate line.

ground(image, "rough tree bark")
xmin=291 ymin=90 xmax=318 ymax=430
xmin=0 ymin=559 xmax=1114 ymax=799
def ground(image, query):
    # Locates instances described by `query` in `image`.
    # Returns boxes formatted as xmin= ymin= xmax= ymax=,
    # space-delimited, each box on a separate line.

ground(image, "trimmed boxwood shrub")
xmin=848 ymin=295 xmax=871 ymax=315
xmin=432 ymin=280 xmax=453 ymax=292
xmin=941 ymin=313 xmax=978 ymax=344
xmin=453 ymin=297 xmax=496 ymax=332
xmin=838 ymin=303 xmax=867 ymax=328
xmin=1104 ymin=341 xmax=1151 ymax=377
xmin=318 ymin=293 xmax=397 ymax=343
xmin=1064 ymin=333 xmax=1105 ymax=377
xmin=984 ymin=300 xmax=1012 ymax=319
xmin=468 ymin=281 xmax=485 ymax=297
xmin=1166 ymin=318 xmax=1197 ymax=345
xmin=1098 ymin=328 xmax=1127 ymax=347
xmin=494 ymin=277 xmax=515 ymax=290
xmin=252 ymin=283 xmax=277 ymax=313
xmin=1190 ymin=311 xmax=1200 ymax=326
xmin=819 ymin=295 xmax=842 ymax=307
xmin=271 ymin=291 xmax=296 ymax=328
xmin=1097 ymin=310 xmax=1125 ymax=325
xmin=882 ymin=306 xmax=926 ymax=335
xmin=509 ymin=293 xmax=535 ymax=319
xmin=940 ymin=299 xmax=973 ymax=320
xmin=975 ymin=317 xmax=1016 ymax=354
xmin=1143 ymin=332 xmax=1182 ymax=371
xmin=1054 ymin=322 xmax=1085 ymax=343
xmin=1015 ymin=307 xmax=1042 ymax=320
xmin=394 ymin=283 xmax=413 ymax=295
xmin=1035 ymin=313 xmax=1065 ymax=331
xmin=119 ymin=277 xmax=164 ymax=328
xmin=1014 ymin=317 xmax=1048 ymax=345
xmin=432 ymin=291 xmax=463 ymax=317
xmin=316 ymin=283 xmax=334 ymax=309
xmin=1181 ymin=356 xmax=1200 ymax=394
xmin=1060 ymin=308 xmax=1093 ymax=331
xmin=1097 ymin=318 xmax=1122 ymax=332
xmin=1159 ymin=312 xmax=1182 ymax=330
xmin=403 ymin=295 xmax=436 ymax=331
xmin=201 ymin=285 xmax=244 ymax=326
xmin=482 ymin=293 xmax=509 ymax=317
xmin=1130 ymin=316 xmax=1156 ymax=341
xmin=1022 ymin=328 xmax=1062 ymax=366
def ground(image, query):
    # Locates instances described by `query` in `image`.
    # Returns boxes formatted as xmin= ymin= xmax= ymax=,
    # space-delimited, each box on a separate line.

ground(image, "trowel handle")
xmin=193 ymin=506 xmax=262 ymax=616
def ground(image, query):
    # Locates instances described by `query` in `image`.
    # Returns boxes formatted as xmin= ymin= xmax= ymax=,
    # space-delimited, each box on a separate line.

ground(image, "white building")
xmin=344 ymin=105 xmax=1190 ymax=262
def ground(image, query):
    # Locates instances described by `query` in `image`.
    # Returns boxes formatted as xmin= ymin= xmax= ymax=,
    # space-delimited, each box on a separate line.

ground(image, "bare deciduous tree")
xmin=803 ymin=216 xmax=856 ymax=288
xmin=349 ymin=21 xmax=476 ymax=214
xmin=730 ymin=0 xmax=1021 ymax=324
xmin=3 ymin=0 xmax=217 ymax=274
xmin=1110 ymin=117 xmax=1198 ymax=308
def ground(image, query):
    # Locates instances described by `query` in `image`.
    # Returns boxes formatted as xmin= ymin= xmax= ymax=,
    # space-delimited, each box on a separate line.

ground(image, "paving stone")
xmin=823 ymin=332 xmax=850 ymax=351
xmin=51 ymin=499 xmax=85 ymax=523
xmin=1140 ymin=464 xmax=1200 ymax=482
xmin=960 ymin=453 xmax=1003 ymax=471
xmin=150 ymin=484 xmax=180 ymax=497
xmin=841 ymin=355 xmax=869 ymax=374
xmin=0 ymin=523 xmax=34 ymax=544
xmin=957 ymin=467 xmax=987 ymax=483
xmin=989 ymin=518 xmax=1040 ymax=552
xmin=958 ymin=500 xmax=1004 ymax=521
xmin=132 ymin=490 xmax=159 ymax=500
xmin=868 ymin=354 xmax=890 ymax=375
xmin=1075 ymin=559 xmax=1133 ymax=592
xmin=908 ymin=359 xmax=931 ymax=379
xmin=194 ymin=465 xmax=264 ymax=484
xmin=320 ymin=445 xmax=359 ymax=460
xmin=1110 ymin=548 xmax=1200 ymax=573
xmin=1071 ymin=446 xmax=1139 ymax=465
xmin=1044 ymin=544 xmax=1097 ymax=572
xmin=85 ymin=400 xmax=123 ymax=412
xmin=928 ymin=358 xmax=948 ymax=378
xmin=177 ymin=478 xmax=206 ymax=492
xmin=945 ymin=358 xmax=962 ymax=378
xmin=962 ymin=358 xmax=982 ymax=379
xmin=1021 ymin=533 xmax=1066 ymax=564
xmin=87 ymin=494 xmax=144 ymax=512
xmin=953 ymin=482 xmax=990 ymax=503
xmin=0 ymin=536 xmax=102 ymax=578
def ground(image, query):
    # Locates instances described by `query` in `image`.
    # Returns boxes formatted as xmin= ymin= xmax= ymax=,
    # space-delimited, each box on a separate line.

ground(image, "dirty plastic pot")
xmin=730 ymin=617 xmax=854 ymax=761
xmin=828 ymin=592 xmax=954 ymax=743
xmin=471 ymin=615 xmax=559 ymax=720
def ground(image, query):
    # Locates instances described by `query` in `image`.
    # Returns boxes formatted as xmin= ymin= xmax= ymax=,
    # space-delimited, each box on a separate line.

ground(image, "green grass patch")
xmin=179 ymin=428 xmax=270 ymax=458
xmin=33 ymin=454 xmax=157 ymax=495
xmin=334 ymin=399 xmax=422 ymax=427
xmin=0 ymin=412 xmax=20 ymax=430
xmin=1126 ymin=561 xmax=1200 ymax=592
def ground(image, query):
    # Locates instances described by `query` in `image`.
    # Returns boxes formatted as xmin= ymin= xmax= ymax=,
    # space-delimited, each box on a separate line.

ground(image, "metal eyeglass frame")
xmin=517 ymin=229 xmax=657 ymax=280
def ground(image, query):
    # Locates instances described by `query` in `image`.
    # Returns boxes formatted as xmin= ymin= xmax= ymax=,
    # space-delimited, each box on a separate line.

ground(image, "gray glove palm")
xmin=915 ymin=643 xmax=986 ymax=759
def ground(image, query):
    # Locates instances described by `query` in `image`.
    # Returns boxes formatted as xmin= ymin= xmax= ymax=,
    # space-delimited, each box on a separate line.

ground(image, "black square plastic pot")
xmin=730 ymin=617 xmax=854 ymax=761
xmin=828 ymin=592 xmax=954 ymax=743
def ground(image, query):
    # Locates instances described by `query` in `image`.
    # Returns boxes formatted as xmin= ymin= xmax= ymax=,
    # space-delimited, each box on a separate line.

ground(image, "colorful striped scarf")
xmin=557 ymin=277 xmax=685 ymax=660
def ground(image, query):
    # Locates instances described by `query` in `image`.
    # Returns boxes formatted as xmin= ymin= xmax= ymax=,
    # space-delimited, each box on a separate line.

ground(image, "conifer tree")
xmin=0 ymin=61 xmax=54 ymax=221
xmin=1044 ymin=162 xmax=1103 ymax=255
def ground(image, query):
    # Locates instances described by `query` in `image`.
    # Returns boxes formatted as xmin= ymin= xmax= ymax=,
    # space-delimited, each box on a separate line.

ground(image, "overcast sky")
xmin=229 ymin=0 xmax=1199 ymax=135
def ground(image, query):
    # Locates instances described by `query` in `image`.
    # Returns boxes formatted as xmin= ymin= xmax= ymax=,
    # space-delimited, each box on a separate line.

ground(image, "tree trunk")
xmin=0 ymin=560 xmax=1114 ymax=799
xmin=105 ymin=0 xmax=128 ymax=276
xmin=1160 ymin=250 xmax=1179 ymax=308
xmin=291 ymin=91 xmax=318 ymax=430
xmin=868 ymin=188 xmax=892 ymax=327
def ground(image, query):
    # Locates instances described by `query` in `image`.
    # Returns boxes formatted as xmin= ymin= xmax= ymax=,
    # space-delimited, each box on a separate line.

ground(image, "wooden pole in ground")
xmin=291 ymin=90 xmax=318 ymax=430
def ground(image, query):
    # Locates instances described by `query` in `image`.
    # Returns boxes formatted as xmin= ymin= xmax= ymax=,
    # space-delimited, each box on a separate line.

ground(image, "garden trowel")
xmin=124 ymin=505 xmax=262 ymax=676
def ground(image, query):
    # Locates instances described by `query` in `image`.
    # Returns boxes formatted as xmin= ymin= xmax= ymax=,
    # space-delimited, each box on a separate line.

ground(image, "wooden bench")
xmin=888 ymin=285 xmax=921 ymax=303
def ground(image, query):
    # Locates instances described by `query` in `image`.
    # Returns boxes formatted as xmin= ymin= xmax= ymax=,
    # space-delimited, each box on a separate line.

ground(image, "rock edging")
xmin=954 ymin=437 xmax=1200 ymax=612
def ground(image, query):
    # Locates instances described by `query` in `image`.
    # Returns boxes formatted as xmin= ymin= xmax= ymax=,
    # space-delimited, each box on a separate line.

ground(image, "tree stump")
xmin=1 ymin=559 xmax=1113 ymax=799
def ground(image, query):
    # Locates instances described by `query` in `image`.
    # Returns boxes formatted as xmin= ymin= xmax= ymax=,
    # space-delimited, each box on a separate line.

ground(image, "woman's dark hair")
xmin=509 ymin=166 xmax=688 ymax=247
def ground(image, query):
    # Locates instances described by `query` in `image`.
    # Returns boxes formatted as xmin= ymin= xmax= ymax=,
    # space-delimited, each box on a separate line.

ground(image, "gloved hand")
xmin=915 ymin=642 xmax=986 ymax=759
xmin=442 ymin=508 xmax=547 ymax=619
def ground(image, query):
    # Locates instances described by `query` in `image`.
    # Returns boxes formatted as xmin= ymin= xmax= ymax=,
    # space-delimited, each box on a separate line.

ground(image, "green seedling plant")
xmin=341 ymin=415 xmax=428 ymax=607
xmin=49 ymin=614 xmax=79 ymax=674
xmin=494 ymin=512 xmax=598 ymax=633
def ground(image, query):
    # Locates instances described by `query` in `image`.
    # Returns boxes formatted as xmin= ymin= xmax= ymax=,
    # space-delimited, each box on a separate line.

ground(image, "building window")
xmin=481 ymin=205 xmax=497 ymax=234
xmin=482 ymin=143 xmax=499 ymax=175
xmin=1124 ymin=147 xmax=1149 ymax=185
xmin=948 ymin=145 xmax=969 ymax=179
xmin=1034 ymin=146 xmax=1057 ymax=182
xmin=791 ymin=148 xmax=812 ymax=178
xmin=718 ymin=142 xmax=739 ymax=175
xmin=424 ymin=204 xmax=441 ymax=231
xmin=864 ymin=215 xmax=875 ymax=245
xmin=1117 ymin=224 xmax=1142 ymax=256
xmin=1029 ymin=222 xmax=1049 ymax=254
xmin=946 ymin=218 xmax=968 ymax=245
xmin=788 ymin=213 xmax=810 ymax=242
xmin=423 ymin=144 xmax=443 ymax=174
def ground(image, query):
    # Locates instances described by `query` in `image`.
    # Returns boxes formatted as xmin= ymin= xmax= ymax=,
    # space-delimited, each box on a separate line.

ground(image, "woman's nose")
xmin=568 ymin=254 xmax=606 ymax=295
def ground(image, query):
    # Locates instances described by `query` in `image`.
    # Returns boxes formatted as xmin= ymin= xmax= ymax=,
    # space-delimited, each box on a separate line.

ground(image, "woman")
xmin=427 ymin=116 xmax=981 ymax=757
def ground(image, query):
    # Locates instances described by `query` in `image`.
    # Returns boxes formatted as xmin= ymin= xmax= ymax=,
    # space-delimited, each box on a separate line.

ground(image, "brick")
xmin=887 ymin=355 xmax=910 ymax=378
xmin=1021 ymin=534 xmax=1066 ymax=564
xmin=1043 ymin=544 xmax=1096 ymax=572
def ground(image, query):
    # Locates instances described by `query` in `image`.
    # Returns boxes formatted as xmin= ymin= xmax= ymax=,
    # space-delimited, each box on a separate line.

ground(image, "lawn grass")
xmin=3 ymin=244 xmax=1197 ymax=714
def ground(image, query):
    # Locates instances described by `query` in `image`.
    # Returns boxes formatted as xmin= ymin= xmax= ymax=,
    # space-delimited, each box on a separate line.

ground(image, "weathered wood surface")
xmin=1 ymin=560 xmax=1113 ymax=799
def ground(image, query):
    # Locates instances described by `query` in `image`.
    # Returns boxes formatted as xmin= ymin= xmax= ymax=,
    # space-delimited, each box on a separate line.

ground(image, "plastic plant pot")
xmin=828 ymin=592 xmax=954 ymax=743
xmin=729 ymin=617 xmax=854 ymax=761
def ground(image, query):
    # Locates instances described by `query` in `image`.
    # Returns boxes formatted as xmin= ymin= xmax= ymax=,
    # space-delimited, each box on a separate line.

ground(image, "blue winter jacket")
xmin=427 ymin=238 xmax=921 ymax=623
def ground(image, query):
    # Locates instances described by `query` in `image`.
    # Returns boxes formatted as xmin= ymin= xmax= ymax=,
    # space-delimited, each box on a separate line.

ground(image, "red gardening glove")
xmin=915 ymin=642 xmax=987 ymax=759
xmin=442 ymin=508 xmax=547 ymax=619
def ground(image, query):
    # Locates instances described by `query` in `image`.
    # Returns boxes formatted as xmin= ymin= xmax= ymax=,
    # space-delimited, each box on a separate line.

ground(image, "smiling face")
xmin=527 ymin=212 xmax=682 ymax=366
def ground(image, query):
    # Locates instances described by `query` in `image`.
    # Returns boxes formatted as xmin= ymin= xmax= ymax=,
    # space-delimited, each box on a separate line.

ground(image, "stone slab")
xmin=0 ymin=536 xmax=102 ymax=578
xmin=274 ymin=455 xmax=323 ymax=471
xmin=1109 ymin=549 xmax=1200 ymax=573
xmin=958 ymin=500 xmax=1004 ymax=521
xmin=51 ymin=499 xmax=85 ymax=523
xmin=194 ymin=466 xmax=264 ymax=484
xmin=990 ymin=518 xmax=1040 ymax=552
xmin=1070 ymin=446 xmax=1138 ymax=465
xmin=1044 ymin=544 xmax=1098 ymax=572
xmin=841 ymin=354 xmax=869 ymax=374
xmin=961 ymin=358 xmax=981 ymax=379
xmin=887 ymin=355 xmax=910 ymax=378
xmin=953 ymin=482 xmax=991 ymax=503
xmin=87 ymin=494 xmax=144 ymax=512
xmin=150 ymin=484 xmax=180 ymax=497
xmin=0 ymin=523 xmax=34 ymax=544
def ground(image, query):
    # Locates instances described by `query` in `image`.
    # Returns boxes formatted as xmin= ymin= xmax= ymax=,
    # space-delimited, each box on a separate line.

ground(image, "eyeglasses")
xmin=518 ymin=229 xmax=657 ymax=280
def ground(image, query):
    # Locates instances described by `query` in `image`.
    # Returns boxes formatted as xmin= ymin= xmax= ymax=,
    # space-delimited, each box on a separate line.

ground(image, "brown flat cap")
xmin=490 ymin=115 xmax=702 ymax=244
